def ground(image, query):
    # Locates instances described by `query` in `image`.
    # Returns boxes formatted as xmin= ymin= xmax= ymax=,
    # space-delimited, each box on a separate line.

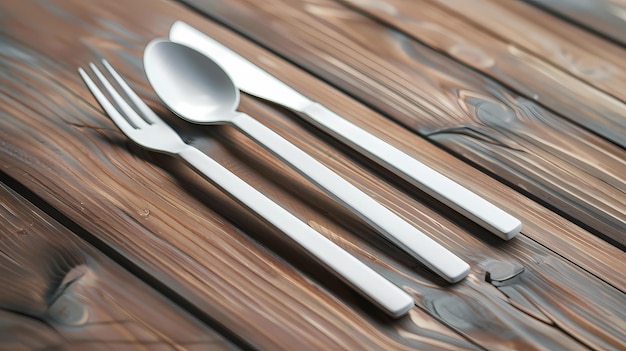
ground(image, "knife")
xmin=169 ymin=21 xmax=521 ymax=240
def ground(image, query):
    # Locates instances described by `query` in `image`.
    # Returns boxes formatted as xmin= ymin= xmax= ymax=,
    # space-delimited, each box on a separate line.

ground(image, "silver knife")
xmin=169 ymin=21 xmax=521 ymax=240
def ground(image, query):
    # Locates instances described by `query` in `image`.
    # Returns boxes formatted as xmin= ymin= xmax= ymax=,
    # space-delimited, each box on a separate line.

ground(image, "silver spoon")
xmin=143 ymin=39 xmax=470 ymax=283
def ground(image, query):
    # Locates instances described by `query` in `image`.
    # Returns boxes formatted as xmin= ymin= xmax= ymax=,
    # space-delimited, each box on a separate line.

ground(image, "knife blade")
xmin=169 ymin=21 xmax=521 ymax=240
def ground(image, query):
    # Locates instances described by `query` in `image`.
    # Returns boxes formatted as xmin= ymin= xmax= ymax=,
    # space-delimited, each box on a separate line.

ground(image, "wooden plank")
xmin=184 ymin=0 xmax=626 ymax=249
xmin=525 ymin=0 xmax=626 ymax=46
xmin=341 ymin=0 xmax=626 ymax=148
xmin=0 ymin=180 xmax=238 ymax=350
xmin=1 ymin=0 xmax=625 ymax=349
xmin=427 ymin=0 xmax=626 ymax=111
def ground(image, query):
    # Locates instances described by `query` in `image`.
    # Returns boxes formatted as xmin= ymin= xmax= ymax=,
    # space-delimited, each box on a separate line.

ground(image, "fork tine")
xmin=102 ymin=59 xmax=162 ymax=125
xmin=78 ymin=67 xmax=137 ymax=138
xmin=89 ymin=63 xmax=150 ymax=129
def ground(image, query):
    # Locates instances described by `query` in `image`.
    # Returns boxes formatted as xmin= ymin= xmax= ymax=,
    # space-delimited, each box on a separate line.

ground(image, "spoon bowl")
xmin=144 ymin=39 xmax=240 ymax=122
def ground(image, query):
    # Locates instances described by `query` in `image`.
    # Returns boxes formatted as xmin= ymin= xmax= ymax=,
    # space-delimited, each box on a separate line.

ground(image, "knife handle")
xmin=231 ymin=113 xmax=470 ymax=283
xmin=301 ymin=103 xmax=522 ymax=240
xmin=178 ymin=146 xmax=415 ymax=318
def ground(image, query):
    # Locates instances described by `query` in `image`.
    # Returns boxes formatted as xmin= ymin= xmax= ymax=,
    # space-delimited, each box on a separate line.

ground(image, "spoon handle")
xmin=231 ymin=113 xmax=470 ymax=283
xmin=177 ymin=145 xmax=415 ymax=318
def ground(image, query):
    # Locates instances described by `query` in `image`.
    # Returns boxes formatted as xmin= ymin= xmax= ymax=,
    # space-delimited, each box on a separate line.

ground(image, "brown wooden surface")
xmin=0 ymin=181 xmax=237 ymax=350
xmin=428 ymin=0 xmax=626 ymax=115
xmin=525 ymin=0 xmax=626 ymax=46
xmin=343 ymin=0 xmax=626 ymax=148
xmin=0 ymin=0 xmax=625 ymax=350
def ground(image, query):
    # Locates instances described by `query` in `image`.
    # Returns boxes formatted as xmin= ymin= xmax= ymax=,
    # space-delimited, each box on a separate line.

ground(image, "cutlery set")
xmin=79 ymin=21 xmax=521 ymax=318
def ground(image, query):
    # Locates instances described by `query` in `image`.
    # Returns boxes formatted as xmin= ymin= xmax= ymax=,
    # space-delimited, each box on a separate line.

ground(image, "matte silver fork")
xmin=78 ymin=59 xmax=415 ymax=318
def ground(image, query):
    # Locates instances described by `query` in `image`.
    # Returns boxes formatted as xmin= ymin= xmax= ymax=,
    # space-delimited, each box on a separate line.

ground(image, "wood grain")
xmin=184 ymin=0 xmax=626 ymax=249
xmin=0 ymin=0 xmax=625 ymax=350
xmin=525 ymin=0 xmax=626 ymax=46
xmin=341 ymin=0 xmax=626 ymax=148
xmin=0 ymin=181 xmax=237 ymax=350
xmin=428 ymin=0 xmax=626 ymax=109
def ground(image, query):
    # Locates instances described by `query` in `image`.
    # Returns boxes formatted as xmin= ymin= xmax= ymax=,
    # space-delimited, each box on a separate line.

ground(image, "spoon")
xmin=143 ymin=39 xmax=470 ymax=283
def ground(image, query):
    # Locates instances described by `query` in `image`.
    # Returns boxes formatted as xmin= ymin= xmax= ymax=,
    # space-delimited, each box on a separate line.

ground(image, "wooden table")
xmin=1 ymin=0 xmax=624 ymax=349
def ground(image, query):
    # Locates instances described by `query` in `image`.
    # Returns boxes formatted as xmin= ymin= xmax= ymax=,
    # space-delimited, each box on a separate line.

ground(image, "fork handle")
xmin=177 ymin=146 xmax=415 ymax=318
xmin=232 ymin=113 xmax=470 ymax=283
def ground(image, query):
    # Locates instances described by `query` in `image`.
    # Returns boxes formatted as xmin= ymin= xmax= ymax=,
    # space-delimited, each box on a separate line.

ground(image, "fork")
xmin=78 ymin=59 xmax=416 ymax=318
